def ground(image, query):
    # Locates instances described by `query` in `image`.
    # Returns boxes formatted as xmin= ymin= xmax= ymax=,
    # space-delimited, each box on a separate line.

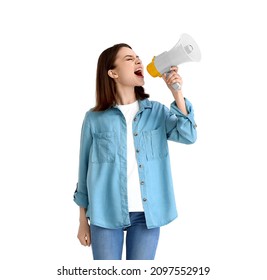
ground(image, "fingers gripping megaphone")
xmin=146 ymin=33 xmax=201 ymax=90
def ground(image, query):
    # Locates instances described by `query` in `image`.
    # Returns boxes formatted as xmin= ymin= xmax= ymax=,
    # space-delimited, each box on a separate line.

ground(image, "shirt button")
xmin=136 ymin=149 xmax=140 ymax=153
xmin=140 ymin=181 xmax=144 ymax=185
xmin=134 ymin=132 xmax=138 ymax=136
xmin=143 ymin=198 xmax=147 ymax=202
xmin=134 ymin=117 xmax=137 ymax=121
xmin=139 ymin=164 xmax=142 ymax=168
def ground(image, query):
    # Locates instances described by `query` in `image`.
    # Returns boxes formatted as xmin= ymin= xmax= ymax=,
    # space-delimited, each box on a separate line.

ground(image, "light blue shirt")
xmin=73 ymin=98 xmax=197 ymax=229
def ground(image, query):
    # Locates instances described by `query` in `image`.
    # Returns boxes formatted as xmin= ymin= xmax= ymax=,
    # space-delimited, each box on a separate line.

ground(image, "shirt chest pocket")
xmin=143 ymin=127 xmax=168 ymax=161
xmin=91 ymin=131 xmax=116 ymax=163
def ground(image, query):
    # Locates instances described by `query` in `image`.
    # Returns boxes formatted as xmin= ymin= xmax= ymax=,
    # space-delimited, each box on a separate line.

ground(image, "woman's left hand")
xmin=162 ymin=66 xmax=183 ymax=94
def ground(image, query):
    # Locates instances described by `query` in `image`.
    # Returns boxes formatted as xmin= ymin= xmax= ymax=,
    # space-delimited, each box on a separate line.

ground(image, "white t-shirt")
xmin=117 ymin=100 xmax=144 ymax=212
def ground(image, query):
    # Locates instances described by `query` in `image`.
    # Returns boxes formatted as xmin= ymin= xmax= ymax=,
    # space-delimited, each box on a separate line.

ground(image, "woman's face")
xmin=109 ymin=47 xmax=145 ymax=87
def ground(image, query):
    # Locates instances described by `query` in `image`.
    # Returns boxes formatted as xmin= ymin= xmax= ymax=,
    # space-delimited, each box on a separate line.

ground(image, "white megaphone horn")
xmin=147 ymin=33 xmax=201 ymax=90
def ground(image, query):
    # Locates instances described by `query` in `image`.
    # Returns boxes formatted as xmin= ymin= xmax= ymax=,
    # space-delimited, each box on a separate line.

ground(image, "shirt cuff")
xmin=73 ymin=184 xmax=88 ymax=208
xmin=170 ymin=98 xmax=196 ymax=127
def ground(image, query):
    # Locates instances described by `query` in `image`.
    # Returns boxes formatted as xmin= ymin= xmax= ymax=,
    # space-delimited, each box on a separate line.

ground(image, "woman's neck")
xmin=116 ymin=88 xmax=137 ymax=105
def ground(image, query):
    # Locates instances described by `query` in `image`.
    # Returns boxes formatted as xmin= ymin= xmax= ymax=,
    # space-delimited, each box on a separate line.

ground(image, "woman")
xmin=73 ymin=43 xmax=197 ymax=260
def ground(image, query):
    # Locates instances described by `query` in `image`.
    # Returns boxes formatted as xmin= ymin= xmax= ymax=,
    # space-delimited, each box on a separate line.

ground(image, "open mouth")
xmin=134 ymin=69 xmax=144 ymax=78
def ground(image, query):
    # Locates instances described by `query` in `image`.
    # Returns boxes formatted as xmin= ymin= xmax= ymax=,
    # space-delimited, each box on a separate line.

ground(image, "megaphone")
xmin=147 ymin=33 xmax=201 ymax=90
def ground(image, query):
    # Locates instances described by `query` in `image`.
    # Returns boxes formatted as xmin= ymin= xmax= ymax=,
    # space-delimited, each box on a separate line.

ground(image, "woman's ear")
xmin=108 ymin=69 xmax=118 ymax=79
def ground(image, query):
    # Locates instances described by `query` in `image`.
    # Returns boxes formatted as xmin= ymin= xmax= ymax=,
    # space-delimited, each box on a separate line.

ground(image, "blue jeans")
xmin=90 ymin=212 xmax=160 ymax=260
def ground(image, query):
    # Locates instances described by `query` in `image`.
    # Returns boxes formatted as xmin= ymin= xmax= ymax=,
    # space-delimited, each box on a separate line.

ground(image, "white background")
xmin=1 ymin=0 xmax=266 ymax=279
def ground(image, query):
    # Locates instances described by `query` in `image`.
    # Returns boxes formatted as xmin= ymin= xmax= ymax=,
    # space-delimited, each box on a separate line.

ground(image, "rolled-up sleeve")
xmin=165 ymin=98 xmax=197 ymax=144
xmin=73 ymin=112 xmax=92 ymax=208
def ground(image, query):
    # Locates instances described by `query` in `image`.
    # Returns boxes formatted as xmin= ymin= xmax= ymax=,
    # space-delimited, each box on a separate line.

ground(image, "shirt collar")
xmin=138 ymin=98 xmax=152 ymax=111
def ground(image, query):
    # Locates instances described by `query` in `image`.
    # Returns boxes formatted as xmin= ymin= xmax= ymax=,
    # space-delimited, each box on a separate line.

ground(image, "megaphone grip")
xmin=171 ymin=82 xmax=181 ymax=90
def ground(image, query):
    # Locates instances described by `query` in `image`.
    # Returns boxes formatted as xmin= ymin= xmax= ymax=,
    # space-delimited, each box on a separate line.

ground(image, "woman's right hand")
xmin=77 ymin=220 xmax=91 ymax=246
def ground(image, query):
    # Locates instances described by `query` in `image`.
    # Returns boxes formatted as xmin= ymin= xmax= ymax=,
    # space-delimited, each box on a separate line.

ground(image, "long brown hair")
xmin=92 ymin=43 xmax=149 ymax=111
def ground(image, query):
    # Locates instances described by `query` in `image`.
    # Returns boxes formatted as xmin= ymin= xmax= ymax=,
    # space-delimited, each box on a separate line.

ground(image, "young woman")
xmin=73 ymin=43 xmax=197 ymax=260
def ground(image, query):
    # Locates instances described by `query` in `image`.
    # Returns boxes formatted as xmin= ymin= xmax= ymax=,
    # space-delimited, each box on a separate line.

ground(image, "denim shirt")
xmin=73 ymin=98 xmax=197 ymax=229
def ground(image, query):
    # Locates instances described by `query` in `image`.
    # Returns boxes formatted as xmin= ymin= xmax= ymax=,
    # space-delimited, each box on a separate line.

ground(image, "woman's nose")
xmin=135 ymin=57 xmax=142 ymax=64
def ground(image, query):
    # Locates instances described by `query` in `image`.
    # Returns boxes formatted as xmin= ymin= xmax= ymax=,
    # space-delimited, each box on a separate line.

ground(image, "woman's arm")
xmin=162 ymin=66 xmax=188 ymax=115
xmin=77 ymin=207 xmax=91 ymax=246
xmin=162 ymin=67 xmax=197 ymax=144
xmin=74 ymin=112 xmax=93 ymax=246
